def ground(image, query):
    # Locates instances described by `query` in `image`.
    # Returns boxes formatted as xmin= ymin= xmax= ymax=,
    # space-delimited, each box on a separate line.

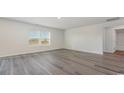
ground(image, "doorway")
xmin=114 ymin=29 xmax=124 ymax=56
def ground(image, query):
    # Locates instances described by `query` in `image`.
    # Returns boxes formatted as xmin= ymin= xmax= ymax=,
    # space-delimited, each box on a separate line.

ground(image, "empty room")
xmin=0 ymin=17 xmax=124 ymax=75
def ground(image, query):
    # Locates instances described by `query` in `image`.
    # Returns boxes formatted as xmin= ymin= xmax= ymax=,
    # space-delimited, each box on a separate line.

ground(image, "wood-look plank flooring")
xmin=0 ymin=49 xmax=124 ymax=75
xmin=114 ymin=50 xmax=124 ymax=56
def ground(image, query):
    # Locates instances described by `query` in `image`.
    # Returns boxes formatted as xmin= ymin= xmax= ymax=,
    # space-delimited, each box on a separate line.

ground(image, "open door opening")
xmin=103 ymin=27 xmax=124 ymax=56
xmin=114 ymin=29 xmax=124 ymax=56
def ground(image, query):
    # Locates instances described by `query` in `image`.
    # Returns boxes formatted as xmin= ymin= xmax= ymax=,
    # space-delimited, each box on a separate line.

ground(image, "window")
xmin=29 ymin=31 xmax=50 ymax=46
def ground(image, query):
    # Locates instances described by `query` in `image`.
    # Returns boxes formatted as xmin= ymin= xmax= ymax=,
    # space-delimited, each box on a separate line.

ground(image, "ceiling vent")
xmin=106 ymin=17 xmax=120 ymax=22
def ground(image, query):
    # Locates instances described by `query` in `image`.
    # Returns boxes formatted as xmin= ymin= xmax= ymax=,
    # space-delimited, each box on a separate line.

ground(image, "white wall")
xmin=116 ymin=29 xmax=124 ymax=51
xmin=103 ymin=28 xmax=116 ymax=53
xmin=2 ymin=18 xmax=124 ymax=57
xmin=103 ymin=25 xmax=124 ymax=53
xmin=65 ymin=24 xmax=103 ymax=54
xmin=0 ymin=19 xmax=64 ymax=57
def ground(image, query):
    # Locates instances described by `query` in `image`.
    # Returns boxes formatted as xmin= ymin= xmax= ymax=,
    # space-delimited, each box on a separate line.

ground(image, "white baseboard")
xmin=103 ymin=50 xmax=115 ymax=53
xmin=65 ymin=48 xmax=103 ymax=55
xmin=0 ymin=48 xmax=64 ymax=58
xmin=0 ymin=48 xmax=104 ymax=58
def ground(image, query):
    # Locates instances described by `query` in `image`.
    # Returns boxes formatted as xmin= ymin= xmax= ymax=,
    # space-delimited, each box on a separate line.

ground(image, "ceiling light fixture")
xmin=57 ymin=17 xmax=61 ymax=19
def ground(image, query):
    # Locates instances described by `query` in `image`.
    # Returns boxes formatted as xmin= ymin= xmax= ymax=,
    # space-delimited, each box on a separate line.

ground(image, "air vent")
xmin=106 ymin=17 xmax=120 ymax=22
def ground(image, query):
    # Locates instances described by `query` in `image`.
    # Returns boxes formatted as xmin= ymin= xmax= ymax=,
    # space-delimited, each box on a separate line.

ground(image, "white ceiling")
xmin=8 ymin=17 xmax=116 ymax=30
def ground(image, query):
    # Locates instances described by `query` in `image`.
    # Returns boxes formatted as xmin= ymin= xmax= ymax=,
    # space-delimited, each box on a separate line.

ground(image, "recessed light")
xmin=57 ymin=17 xmax=61 ymax=19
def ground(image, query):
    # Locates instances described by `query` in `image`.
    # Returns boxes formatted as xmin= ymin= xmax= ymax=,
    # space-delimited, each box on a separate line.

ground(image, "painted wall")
xmin=0 ymin=19 xmax=64 ymax=57
xmin=103 ymin=28 xmax=116 ymax=53
xmin=116 ymin=29 xmax=124 ymax=51
xmin=103 ymin=25 xmax=124 ymax=53
xmin=65 ymin=24 xmax=103 ymax=54
xmin=1 ymin=18 xmax=124 ymax=57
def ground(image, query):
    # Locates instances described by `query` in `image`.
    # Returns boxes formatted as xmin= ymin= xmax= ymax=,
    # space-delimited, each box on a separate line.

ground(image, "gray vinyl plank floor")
xmin=0 ymin=49 xmax=124 ymax=75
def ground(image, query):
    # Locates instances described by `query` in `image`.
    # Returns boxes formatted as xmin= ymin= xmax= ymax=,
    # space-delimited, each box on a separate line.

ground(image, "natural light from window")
xmin=29 ymin=31 xmax=50 ymax=46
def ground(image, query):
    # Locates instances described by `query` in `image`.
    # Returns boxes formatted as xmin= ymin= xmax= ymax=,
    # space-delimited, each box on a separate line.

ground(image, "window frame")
xmin=28 ymin=31 xmax=51 ymax=46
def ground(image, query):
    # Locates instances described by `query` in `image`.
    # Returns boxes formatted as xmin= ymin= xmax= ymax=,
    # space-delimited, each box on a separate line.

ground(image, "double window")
xmin=29 ymin=31 xmax=50 ymax=46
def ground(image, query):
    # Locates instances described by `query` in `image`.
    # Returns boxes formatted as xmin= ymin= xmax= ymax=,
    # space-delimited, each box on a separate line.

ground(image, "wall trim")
xmin=65 ymin=48 xmax=103 ymax=55
xmin=0 ymin=48 xmax=65 ymax=58
xmin=0 ymin=48 xmax=104 ymax=58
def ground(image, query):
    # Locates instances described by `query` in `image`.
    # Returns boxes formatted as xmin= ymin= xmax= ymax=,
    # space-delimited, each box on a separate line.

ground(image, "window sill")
xmin=28 ymin=44 xmax=50 ymax=47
